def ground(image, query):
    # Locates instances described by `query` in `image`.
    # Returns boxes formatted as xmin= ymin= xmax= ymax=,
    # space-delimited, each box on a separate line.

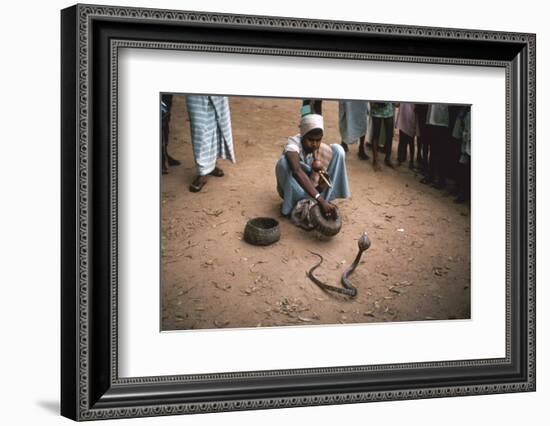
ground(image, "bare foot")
xmin=358 ymin=150 xmax=370 ymax=161
xmin=373 ymin=161 xmax=382 ymax=172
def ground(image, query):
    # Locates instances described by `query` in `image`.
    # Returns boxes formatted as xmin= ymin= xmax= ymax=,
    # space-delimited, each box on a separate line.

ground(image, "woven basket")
xmin=244 ymin=217 xmax=281 ymax=246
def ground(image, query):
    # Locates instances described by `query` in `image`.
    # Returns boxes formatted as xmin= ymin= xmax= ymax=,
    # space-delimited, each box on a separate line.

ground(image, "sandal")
xmin=189 ymin=176 xmax=207 ymax=192
xmin=209 ymin=166 xmax=224 ymax=177
xmin=167 ymin=155 xmax=181 ymax=166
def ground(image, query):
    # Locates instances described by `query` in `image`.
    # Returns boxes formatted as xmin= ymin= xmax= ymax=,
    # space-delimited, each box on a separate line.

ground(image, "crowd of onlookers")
xmin=304 ymin=100 xmax=471 ymax=204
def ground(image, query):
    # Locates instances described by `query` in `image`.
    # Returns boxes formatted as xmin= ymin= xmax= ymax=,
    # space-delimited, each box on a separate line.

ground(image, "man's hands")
xmin=318 ymin=198 xmax=337 ymax=220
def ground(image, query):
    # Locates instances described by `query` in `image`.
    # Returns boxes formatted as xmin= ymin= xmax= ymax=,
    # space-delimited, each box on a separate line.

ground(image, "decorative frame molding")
xmin=61 ymin=3 xmax=536 ymax=421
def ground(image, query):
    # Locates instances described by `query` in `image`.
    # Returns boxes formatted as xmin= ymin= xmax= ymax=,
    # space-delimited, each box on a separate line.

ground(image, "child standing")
xmin=395 ymin=102 xmax=419 ymax=169
xmin=370 ymin=102 xmax=396 ymax=169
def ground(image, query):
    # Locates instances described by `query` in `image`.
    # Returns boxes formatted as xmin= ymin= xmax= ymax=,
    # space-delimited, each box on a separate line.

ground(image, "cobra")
xmin=307 ymin=232 xmax=371 ymax=297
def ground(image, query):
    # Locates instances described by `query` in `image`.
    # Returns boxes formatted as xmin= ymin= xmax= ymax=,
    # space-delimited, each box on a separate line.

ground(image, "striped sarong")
xmin=185 ymin=95 xmax=236 ymax=176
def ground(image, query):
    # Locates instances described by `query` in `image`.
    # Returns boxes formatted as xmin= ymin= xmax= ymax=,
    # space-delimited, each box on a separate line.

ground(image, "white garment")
xmin=284 ymin=134 xmax=306 ymax=154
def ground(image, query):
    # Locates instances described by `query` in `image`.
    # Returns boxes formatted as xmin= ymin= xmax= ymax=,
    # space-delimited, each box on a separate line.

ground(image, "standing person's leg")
xmin=454 ymin=158 xmax=471 ymax=203
xmin=408 ymin=133 xmax=415 ymax=169
xmin=371 ymin=117 xmax=382 ymax=171
xmin=161 ymin=94 xmax=170 ymax=174
xmin=384 ymin=116 xmax=395 ymax=168
xmin=162 ymin=95 xmax=180 ymax=168
xmin=422 ymin=138 xmax=430 ymax=175
xmin=337 ymin=101 xmax=349 ymax=153
xmin=432 ymin=126 xmax=447 ymax=189
xmin=415 ymin=136 xmax=422 ymax=167
xmin=447 ymin=105 xmax=461 ymax=185
xmin=187 ymin=95 xmax=230 ymax=192
xmin=443 ymin=127 xmax=460 ymax=188
xmin=398 ymin=131 xmax=414 ymax=167
xmin=161 ymin=112 xmax=169 ymax=174
xmin=339 ymin=101 xmax=368 ymax=157
xmin=358 ymin=134 xmax=369 ymax=160
xmin=397 ymin=130 xmax=407 ymax=165
xmin=415 ymin=104 xmax=428 ymax=174
xmin=455 ymin=162 xmax=466 ymax=203
xmin=378 ymin=124 xmax=386 ymax=150
xmin=162 ymin=94 xmax=172 ymax=142
xmin=420 ymin=125 xmax=435 ymax=184
xmin=312 ymin=100 xmax=322 ymax=115
xmin=448 ymin=133 xmax=462 ymax=194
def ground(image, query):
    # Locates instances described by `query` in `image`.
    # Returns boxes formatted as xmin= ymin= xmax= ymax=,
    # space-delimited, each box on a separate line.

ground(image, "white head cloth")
xmin=299 ymin=114 xmax=324 ymax=136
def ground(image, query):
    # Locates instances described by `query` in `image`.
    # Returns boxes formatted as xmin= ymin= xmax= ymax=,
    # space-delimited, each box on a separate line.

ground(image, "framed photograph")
xmin=61 ymin=3 xmax=536 ymax=421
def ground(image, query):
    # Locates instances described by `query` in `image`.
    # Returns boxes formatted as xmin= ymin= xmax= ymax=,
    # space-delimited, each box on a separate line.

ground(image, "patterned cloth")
xmin=370 ymin=102 xmax=394 ymax=118
xmin=276 ymin=142 xmax=350 ymax=216
xmin=185 ymin=95 xmax=235 ymax=176
xmin=338 ymin=101 xmax=368 ymax=144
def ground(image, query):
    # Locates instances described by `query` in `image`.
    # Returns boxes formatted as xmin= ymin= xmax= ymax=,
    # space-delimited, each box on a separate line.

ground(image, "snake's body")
xmin=307 ymin=249 xmax=365 ymax=298
xmin=306 ymin=232 xmax=371 ymax=298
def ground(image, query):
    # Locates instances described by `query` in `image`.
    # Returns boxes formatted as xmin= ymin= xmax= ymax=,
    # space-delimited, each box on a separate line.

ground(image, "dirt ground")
xmin=161 ymin=96 xmax=470 ymax=331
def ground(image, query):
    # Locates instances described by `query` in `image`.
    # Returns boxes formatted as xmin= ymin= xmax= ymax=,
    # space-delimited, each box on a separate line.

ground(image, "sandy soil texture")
xmin=161 ymin=96 xmax=470 ymax=331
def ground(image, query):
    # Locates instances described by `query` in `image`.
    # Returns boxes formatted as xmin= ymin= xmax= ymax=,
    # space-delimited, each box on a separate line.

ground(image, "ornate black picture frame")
xmin=61 ymin=3 xmax=536 ymax=421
